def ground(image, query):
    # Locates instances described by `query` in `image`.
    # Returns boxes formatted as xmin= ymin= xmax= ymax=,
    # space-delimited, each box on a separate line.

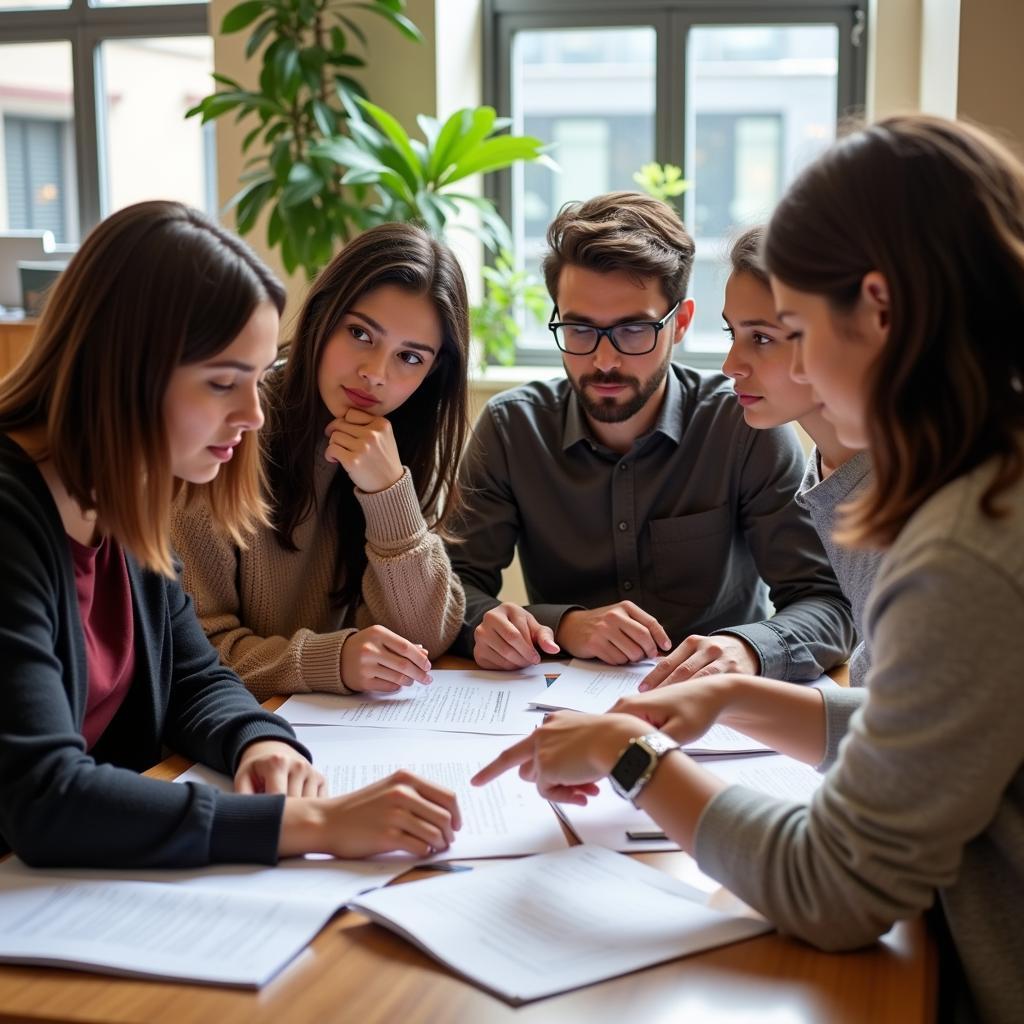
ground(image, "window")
xmin=0 ymin=0 xmax=213 ymax=244
xmin=4 ymin=115 xmax=72 ymax=239
xmin=486 ymin=1 xmax=867 ymax=366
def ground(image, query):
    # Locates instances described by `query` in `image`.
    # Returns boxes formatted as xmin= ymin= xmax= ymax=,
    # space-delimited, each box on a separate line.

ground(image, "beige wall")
xmin=957 ymin=0 xmax=1024 ymax=151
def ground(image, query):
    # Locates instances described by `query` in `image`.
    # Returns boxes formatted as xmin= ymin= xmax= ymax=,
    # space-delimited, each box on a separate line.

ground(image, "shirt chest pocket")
xmin=648 ymin=504 xmax=735 ymax=607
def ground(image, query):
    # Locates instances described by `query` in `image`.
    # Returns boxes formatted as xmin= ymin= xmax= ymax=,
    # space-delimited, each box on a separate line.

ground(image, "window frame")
xmin=484 ymin=0 xmax=869 ymax=368
xmin=0 ymin=0 xmax=208 ymax=241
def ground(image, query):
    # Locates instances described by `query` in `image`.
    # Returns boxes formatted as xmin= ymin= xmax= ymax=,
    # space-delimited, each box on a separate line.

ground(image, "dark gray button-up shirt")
xmin=450 ymin=365 xmax=854 ymax=680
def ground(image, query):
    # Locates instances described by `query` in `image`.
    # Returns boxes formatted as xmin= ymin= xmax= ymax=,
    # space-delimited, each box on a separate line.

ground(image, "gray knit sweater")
xmin=696 ymin=452 xmax=1024 ymax=1023
xmin=795 ymin=449 xmax=882 ymax=686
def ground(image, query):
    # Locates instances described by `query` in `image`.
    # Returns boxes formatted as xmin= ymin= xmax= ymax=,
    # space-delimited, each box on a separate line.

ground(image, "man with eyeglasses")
xmin=450 ymin=191 xmax=853 ymax=685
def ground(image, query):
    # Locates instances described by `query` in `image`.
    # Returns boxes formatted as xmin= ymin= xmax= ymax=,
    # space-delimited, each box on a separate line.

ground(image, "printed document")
xmin=176 ymin=727 xmax=568 ymax=861
xmin=531 ymin=660 xmax=770 ymax=755
xmin=0 ymin=873 xmax=336 ymax=987
xmin=556 ymin=754 xmax=824 ymax=853
xmin=276 ymin=667 xmax=549 ymax=734
xmin=349 ymin=844 xmax=770 ymax=1003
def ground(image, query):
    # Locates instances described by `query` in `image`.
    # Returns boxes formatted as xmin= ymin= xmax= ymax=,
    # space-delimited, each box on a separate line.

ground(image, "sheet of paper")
xmin=703 ymin=753 xmax=824 ymax=802
xmin=350 ymin=844 xmax=770 ymax=1003
xmin=556 ymin=754 xmax=823 ymax=856
xmin=177 ymin=727 xmax=568 ymax=861
xmin=530 ymin=660 xmax=770 ymax=755
xmin=0 ymin=854 xmax=405 ymax=909
xmin=276 ymin=667 xmax=549 ymax=734
xmin=0 ymin=874 xmax=334 ymax=987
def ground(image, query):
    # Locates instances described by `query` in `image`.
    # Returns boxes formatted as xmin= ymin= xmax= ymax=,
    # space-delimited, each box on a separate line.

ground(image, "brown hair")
xmin=729 ymin=225 xmax=769 ymax=288
xmin=542 ymin=191 xmax=696 ymax=307
xmin=0 ymin=200 xmax=285 ymax=575
xmin=764 ymin=114 xmax=1024 ymax=547
xmin=264 ymin=222 xmax=469 ymax=609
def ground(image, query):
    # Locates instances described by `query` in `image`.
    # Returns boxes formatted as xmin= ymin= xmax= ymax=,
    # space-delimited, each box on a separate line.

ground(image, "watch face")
xmin=610 ymin=741 xmax=653 ymax=794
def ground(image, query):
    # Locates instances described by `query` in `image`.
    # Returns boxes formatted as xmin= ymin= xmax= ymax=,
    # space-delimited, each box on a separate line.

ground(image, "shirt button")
xmin=618 ymin=521 xmax=628 ymax=531
xmin=619 ymin=462 xmax=629 ymax=471
xmin=623 ymin=581 xmax=634 ymax=591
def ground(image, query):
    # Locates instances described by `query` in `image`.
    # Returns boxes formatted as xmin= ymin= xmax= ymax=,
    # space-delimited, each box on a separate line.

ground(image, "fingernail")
xmin=638 ymin=684 xmax=648 ymax=692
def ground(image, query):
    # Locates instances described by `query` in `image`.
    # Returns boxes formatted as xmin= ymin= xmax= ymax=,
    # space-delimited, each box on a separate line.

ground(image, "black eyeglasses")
xmin=548 ymin=301 xmax=682 ymax=356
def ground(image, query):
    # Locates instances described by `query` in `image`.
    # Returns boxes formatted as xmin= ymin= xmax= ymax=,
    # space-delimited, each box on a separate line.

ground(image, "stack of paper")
xmin=555 ymin=753 xmax=825 ymax=853
xmin=276 ymin=667 xmax=550 ymax=734
xmin=350 ymin=844 xmax=770 ymax=1004
xmin=0 ymin=856 xmax=404 ymax=987
xmin=177 ymin=725 xmax=568 ymax=861
xmin=529 ymin=659 xmax=772 ymax=755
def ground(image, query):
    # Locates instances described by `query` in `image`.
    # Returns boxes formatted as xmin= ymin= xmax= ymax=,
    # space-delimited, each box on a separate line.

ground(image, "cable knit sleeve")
xmin=355 ymin=468 xmax=465 ymax=658
xmin=170 ymin=494 xmax=356 ymax=701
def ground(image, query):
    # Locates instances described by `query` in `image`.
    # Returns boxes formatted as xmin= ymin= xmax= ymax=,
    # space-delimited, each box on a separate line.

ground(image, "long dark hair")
xmin=263 ymin=223 xmax=469 ymax=607
xmin=0 ymin=200 xmax=284 ymax=575
xmin=764 ymin=115 xmax=1024 ymax=548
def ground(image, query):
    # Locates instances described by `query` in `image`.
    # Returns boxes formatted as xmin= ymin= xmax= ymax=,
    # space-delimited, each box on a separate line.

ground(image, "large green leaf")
xmin=356 ymin=98 xmax=423 ymax=185
xmin=281 ymin=174 xmax=325 ymax=209
xmin=434 ymin=106 xmax=497 ymax=177
xmin=244 ymin=16 xmax=277 ymax=59
xmin=426 ymin=108 xmax=473 ymax=182
xmin=352 ymin=2 xmax=423 ymax=43
xmin=234 ymin=178 xmax=275 ymax=234
xmin=221 ymin=0 xmax=266 ymax=35
xmin=442 ymin=136 xmax=547 ymax=184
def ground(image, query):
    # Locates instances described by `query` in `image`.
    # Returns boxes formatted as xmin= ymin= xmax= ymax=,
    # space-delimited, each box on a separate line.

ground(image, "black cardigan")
xmin=0 ymin=435 xmax=309 ymax=867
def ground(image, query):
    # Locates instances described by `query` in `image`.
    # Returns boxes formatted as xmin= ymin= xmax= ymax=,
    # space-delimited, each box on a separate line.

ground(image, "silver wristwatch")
xmin=608 ymin=731 xmax=680 ymax=802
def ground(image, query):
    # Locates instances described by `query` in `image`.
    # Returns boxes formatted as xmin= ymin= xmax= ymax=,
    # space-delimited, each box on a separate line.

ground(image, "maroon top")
xmin=68 ymin=533 xmax=135 ymax=750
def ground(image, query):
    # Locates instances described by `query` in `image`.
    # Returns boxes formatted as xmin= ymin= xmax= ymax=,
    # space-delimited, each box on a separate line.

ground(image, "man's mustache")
xmin=579 ymin=371 xmax=638 ymax=388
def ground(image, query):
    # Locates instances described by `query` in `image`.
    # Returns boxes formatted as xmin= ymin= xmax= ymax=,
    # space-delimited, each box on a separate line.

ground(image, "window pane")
xmin=92 ymin=0 xmax=203 ymax=7
xmin=0 ymin=42 xmax=77 ymax=243
xmin=511 ymin=26 xmax=656 ymax=354
xmin=684 ymin=24 xmax=839 ymax=352
xmin=0 ymin=0 xmax=68 ymax=9
xmin=99 ymin=37 xmax=216 ymax=217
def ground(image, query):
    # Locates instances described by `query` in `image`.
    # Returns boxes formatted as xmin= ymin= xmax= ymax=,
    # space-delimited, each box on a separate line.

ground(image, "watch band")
xmin=608 ymin=731 xmax=680 ymax=803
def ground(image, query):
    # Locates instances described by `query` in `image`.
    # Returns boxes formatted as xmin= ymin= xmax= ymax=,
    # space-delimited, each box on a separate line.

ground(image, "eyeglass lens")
xmin=554 ymin=323 xmax=658 ymax=355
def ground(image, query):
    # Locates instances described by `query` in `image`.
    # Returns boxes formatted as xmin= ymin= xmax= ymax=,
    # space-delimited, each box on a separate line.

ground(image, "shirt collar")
xmin=561 ymin=366 xmax=685 ymax=452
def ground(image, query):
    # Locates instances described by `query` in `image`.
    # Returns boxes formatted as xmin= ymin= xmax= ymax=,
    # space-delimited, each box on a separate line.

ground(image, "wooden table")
xmin=0 ymin=316 xmax=35 ymax=379
xmin=0 ymin=660 xmax=934 ymax=1024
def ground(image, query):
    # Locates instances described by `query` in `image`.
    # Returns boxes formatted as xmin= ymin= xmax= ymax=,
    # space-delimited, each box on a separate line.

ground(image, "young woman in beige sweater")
xmin=172 ymin=224 xmax=469 ymax=700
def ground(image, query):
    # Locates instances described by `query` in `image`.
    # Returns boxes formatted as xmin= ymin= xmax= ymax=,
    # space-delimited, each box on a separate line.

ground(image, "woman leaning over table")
xmin=474 ymin=115 xmax=1024 ymax=1023
xmin=172 ymin=223 xmax=469 ymax=701
xmin=0 ymin=202 xmax=459 ymax=869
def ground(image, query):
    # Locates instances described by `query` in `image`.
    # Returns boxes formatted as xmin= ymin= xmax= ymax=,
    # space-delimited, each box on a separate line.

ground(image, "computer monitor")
xmin=0 ymin=230 xmax=56 ymax=312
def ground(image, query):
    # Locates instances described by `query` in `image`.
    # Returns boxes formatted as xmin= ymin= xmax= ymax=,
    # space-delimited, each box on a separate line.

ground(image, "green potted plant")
xmin=187 ymin=0 xmax=554 ymax=278
xmin=314 ymin=97 xmax=554 ymax=254
xmin=470 ymin=250 xmax=549 ymax=373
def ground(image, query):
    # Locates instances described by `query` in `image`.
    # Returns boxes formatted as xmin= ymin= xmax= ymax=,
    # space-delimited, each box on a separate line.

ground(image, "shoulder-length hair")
xmin=263 ymin=222 xmax=469 ymax=608
xmin=0 ymin=200 xmax=285 ymax=575
xmin=764 ymin=114 xmax=1024 ymax=548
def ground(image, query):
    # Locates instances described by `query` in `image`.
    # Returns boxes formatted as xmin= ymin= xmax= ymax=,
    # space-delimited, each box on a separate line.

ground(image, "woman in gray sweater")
xmin=720 ymin=226 xmax=881 ymax=686
xmin=474 ymin=115 xmax=1024 ymax=1023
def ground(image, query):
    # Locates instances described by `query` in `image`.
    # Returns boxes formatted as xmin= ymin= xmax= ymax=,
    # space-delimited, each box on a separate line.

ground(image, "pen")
xmin=625 ymin=828 xmax=668 ymax=841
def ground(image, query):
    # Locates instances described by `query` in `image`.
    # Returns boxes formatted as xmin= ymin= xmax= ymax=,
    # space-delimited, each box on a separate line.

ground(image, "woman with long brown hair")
xmin=173 ymin=223 xmax=469 ymax=699
xmin=474 ymin=116 xmax=1024 ymax=1022
xmin=0 ymin=202 xmax=460 ymax=867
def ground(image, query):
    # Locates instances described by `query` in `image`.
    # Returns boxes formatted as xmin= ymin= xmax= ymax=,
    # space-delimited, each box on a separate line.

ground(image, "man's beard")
xmin=569 ymin=350 xmax=672 ymax=424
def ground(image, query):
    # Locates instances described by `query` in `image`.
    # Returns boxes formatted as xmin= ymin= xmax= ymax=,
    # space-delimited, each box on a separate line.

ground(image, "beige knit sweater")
xmin=170 ymin=445 xmax=465 ymax=701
